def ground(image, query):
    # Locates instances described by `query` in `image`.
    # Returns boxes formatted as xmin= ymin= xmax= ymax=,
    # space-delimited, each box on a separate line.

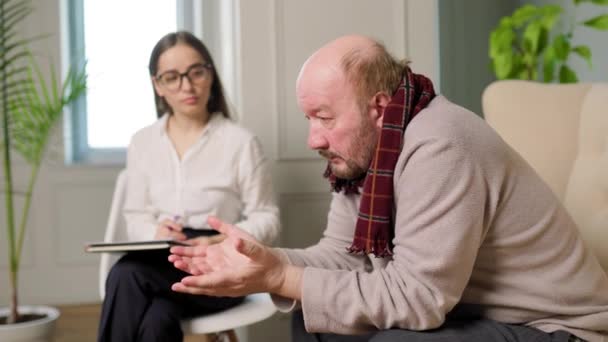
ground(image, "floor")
xmin=54 ymin=303 xmax=203 ymax=342
xmin=54 ymin=303 xmax=100 ymax=342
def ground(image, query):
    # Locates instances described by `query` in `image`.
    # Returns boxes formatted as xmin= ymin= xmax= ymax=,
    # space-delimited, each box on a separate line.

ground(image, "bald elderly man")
xmin=169 ymin=35 xmax=608 ymax=342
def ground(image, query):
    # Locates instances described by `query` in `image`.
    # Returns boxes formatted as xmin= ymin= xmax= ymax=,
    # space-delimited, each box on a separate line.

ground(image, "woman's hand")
xmin=187 ymin=234 xmax=227 ymax=247
xmin=154 ymin=218 xmax=187 ymax=241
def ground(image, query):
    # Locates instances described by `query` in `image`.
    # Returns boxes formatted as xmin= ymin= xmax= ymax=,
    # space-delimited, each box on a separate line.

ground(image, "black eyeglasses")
xmin=155 ymin=63 xmax=213 ymax=91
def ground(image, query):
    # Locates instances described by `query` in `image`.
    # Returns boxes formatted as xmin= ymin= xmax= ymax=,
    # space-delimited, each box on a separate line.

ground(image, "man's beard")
xmin=320 ymin=116 xmax=377 ymax=180
xmin=320 ymin=150 xmax=367 ymax=179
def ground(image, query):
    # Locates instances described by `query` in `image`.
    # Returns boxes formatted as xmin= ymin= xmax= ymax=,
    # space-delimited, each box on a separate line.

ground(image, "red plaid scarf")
xmin=326 ymin=67 xmax=435 ymax=257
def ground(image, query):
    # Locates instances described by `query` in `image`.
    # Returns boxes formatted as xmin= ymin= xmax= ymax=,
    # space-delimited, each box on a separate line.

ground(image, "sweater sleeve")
xmin=123 ymin=137 xmax=159 ymax=241
xmin=270 ymin=191 xmax=371 ymax=313
xmin=233 ymin=137 xmax=281 ymax=245
xmin=299 ymin=136 xmax=488 ymax=334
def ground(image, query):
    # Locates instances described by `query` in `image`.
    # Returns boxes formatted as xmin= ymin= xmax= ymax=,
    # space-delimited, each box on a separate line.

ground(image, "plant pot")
xmin=0 ymin=305 xmax=60 ymax=342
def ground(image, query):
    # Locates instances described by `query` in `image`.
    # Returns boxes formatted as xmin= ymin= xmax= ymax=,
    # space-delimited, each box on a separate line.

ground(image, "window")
xmin=64 ymin=0 xmax=227 ymax=164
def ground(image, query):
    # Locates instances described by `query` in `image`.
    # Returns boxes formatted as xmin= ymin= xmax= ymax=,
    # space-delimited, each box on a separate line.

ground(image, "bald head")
xmin=296 ymin=35 xmax=377 ymax=91
xmin=296 ymin=35 xmax=404 ymax=114
xmin=310 ymin=35 xmax=376 ymax=66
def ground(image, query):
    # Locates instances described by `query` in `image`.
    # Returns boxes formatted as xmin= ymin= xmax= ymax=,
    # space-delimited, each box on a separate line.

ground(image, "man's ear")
xmin=369 ymin=91 xmax=391 ymax=129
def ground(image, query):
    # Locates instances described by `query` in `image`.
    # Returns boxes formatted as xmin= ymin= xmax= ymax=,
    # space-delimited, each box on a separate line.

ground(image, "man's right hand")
xmin=154 ymin=219 xmax=187 ymax=240
xmin=168 ymin=216 xmax=295 ymax=298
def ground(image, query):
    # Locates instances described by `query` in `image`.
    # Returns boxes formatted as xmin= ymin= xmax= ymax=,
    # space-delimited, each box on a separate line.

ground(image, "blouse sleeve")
xmin=233 ymin=136 xmax=280 ymax=245
xmin=123 ymin=137 xmax=158 ymax=241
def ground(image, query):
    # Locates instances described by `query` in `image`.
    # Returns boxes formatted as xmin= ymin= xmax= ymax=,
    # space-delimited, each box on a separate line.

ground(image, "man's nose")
xmin=307 ymin=126 xmax=329 ymax=150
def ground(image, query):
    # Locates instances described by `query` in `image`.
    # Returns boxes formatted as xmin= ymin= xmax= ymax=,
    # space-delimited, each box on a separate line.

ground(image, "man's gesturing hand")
xmin=168 ymin=216 xmax=287 ymax=297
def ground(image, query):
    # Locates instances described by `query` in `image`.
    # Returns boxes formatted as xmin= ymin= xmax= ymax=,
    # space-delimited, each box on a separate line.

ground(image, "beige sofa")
xmin=482 ymin=80 xmax=608 ymax=272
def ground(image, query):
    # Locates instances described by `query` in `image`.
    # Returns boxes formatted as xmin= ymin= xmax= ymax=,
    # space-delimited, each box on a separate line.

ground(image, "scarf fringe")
xmin=347 ymin=243 xmax=393 ymax=258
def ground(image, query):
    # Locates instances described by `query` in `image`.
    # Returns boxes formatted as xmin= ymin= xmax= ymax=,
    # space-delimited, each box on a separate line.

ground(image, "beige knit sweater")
xmin=276 ymin=96 xmax=608 ymax=341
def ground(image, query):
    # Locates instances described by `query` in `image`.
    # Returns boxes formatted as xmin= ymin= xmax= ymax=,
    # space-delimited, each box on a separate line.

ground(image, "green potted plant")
xmin=0 ymin=0 xmax=86 ymax=339
xmin=489 ymin=0 xmax=608 ymax=83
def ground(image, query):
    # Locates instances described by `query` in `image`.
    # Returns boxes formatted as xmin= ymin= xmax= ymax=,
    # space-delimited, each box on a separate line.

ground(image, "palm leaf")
xmin=9 ymin=54 xmax=87 ymax=274
xmin=1 ymin=0 xmax=40 ymax=324
xmin=0 ymin=1 xmax=32 ymax=110
xmin=1 ymin=4 xmax=31 ymax=32
xmin=9 ymin=53 xmax=87 ymax=165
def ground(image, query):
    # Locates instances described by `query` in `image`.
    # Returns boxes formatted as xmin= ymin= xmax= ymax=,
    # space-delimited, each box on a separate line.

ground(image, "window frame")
xmin=63 ymin=0 xmax=218 ymax=165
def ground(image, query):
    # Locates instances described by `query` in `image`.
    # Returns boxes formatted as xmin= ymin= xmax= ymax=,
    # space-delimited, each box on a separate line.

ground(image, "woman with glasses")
xmin=97 ymin=31 xmax=280 ymax=342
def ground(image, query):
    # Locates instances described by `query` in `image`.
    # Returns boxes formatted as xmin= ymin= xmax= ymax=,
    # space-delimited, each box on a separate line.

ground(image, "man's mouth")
xmin=319 ymin=151 xmax=342 ymax=162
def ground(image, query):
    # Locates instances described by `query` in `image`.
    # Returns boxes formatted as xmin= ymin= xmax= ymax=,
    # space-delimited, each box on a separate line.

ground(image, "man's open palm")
xmin=169 ymin=216 xmax=285 ymax=297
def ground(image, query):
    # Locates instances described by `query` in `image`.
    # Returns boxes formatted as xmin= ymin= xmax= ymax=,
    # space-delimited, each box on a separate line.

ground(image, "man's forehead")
xmin=297 ymin=60 xmax=345 ymax=94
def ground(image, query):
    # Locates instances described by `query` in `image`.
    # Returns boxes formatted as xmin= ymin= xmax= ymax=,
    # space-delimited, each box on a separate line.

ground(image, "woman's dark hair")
xmin=148 ymin=31 xmax=231 ymax=119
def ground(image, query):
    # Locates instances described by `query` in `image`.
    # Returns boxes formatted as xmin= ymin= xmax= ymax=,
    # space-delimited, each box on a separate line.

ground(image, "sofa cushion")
xmin=564 ymin=83 xmax=608 ymax=271
xmin=482 ymin=80 xmax=591 ymax=200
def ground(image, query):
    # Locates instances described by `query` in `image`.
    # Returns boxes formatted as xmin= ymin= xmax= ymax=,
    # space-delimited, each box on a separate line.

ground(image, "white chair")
xmin=99 ymin=170 xmax=277 ymax=341
xmin=482 ymin=80 xmax=608 ymax=273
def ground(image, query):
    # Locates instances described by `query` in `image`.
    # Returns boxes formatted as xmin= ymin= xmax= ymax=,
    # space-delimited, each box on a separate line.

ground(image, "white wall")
xmin=1 ymin=0 xmax=440 ymax=339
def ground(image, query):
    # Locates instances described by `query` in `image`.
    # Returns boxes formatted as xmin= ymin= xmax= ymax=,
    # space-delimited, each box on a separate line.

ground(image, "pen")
xmin=168 ymin=215 xmax=181 ymax=231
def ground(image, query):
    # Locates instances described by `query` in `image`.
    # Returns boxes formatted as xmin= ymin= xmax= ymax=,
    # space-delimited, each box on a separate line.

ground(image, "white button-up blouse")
xmin=124 ymin=113 xmax=280 ymax=244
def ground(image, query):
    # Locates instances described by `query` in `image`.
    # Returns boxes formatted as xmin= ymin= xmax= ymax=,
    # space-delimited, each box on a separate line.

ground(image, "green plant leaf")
xmin=523 ymin=21 xmax=543 ymax=54
xmin=493 ymin=53 xmax=514 ymax=79
xmin=62 ymin=64 xmax=87 ymax=105
xmin=506 ymin=55 xmax=530 ymax=80
xmin=522 ymin=52 xmax=536 ymax=69
xmin=1 ymin=0 xmax=86 ymax=326
xmin=537 ymin=27 xmax=550 ymax=54
xmin=515 ymin=68 xmax=529 ymax=80
xmin=531 ymin=68 xmax=538 ymax=81
xmin=543 ymin=46 xmax=556 ymax=82
xmin=2 ymin=1 xmax=32 ymax=31
xmin=8 ymin=56 xmax=87 ymax=164
xmin=540 ymin=5 xmax=562 ymax=29
xmin=498 ymin=16 xmax=514 ymax=29
xmin=2 ymin=9 xmax=32 ymax=37
xmin=582 ymin=14 xmax=608 ymax=30
xmin=1 ymin=0 xmax=35 ymax=324
xmin=489 ymin=24 xmax=518 ymax=80
xmin=559 ymin=65 xmax=579 ymax=83
xmin=489 ymin=26 xmax=515 ymax=58
xmin=512 ymin=4 xmax=539 ymax=27
xmin=572 ymin=45 xmax=593 ymax=68
xmin=574 ymin=0 xmax=608 ymax=5
xmin=552 ymin=34 xmax=571 ymax=60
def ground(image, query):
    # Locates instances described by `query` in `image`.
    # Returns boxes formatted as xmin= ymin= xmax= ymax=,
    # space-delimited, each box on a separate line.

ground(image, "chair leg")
xmin=202 ymin=330 xmax=238 ymax=342
xmin=201 ymin=333 xmax=217 ymax=342
xmin=225 ymin=329 xmax=238 ymax=342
